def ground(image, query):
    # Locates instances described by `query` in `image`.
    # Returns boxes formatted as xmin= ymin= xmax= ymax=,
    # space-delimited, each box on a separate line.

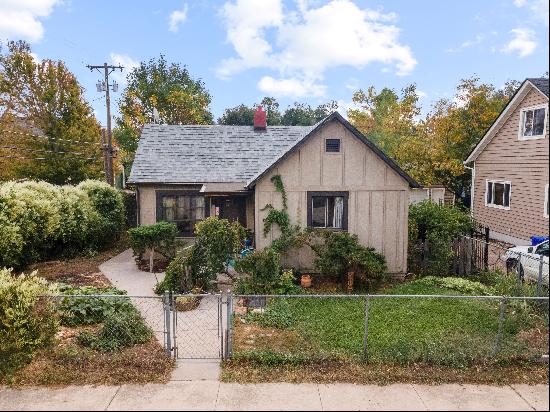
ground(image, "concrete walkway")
xmin=98 ymin=249 xmax=221 ymax=380
xmin=1 ymin=382 xmax=547 ymax=411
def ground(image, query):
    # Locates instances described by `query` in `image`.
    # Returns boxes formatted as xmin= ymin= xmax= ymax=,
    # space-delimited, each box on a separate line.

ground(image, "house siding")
xmin=253 ymin=120 xmax=410 ymax=274
xmin=473 ymin=87 xmax=549 ymax=244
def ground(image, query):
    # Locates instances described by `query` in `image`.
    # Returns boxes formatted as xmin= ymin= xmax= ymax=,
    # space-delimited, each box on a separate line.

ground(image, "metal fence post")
xmin=362 ymin=295 xmax=370 ymax=362
xmin=491 ymin=297 xmax=507 ymax=357
xmin=537 ymin=255 xmax=544 ymax=297
xmin=483 ymin=227 xmax=489 ymax=271
xmin=164 ymin=290 xmax=172 ymax=357
xmin=226 ymin=292 xmax=234 ymax=359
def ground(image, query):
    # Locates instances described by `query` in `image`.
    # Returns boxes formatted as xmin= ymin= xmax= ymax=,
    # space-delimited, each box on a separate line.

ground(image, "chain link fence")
xmin=225 ymin=294 xmax=549 ymax=367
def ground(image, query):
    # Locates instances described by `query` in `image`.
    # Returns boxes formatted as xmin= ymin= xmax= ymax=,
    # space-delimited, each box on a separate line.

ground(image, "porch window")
xmin=485 ymin=180 xmax=511 ymax=209
xmin=307 ymin=192 xmax=348 ymax=230
xmin=520 ymin=106 xmax=546 ymax=139
xmin=156 ymin=191 xmax=205 ymax=236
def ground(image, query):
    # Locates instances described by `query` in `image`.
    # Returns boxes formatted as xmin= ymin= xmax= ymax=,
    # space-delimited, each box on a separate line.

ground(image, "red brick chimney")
xmin=254 ymin=106 xmax=267 ymax=130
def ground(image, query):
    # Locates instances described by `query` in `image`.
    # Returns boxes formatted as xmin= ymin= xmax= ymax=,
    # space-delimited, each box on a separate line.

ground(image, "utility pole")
xmin=87 ymin=63 xmax=123 ymax=186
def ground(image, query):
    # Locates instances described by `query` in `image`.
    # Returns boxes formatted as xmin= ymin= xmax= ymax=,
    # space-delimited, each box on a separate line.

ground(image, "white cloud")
xmin=0 ymin=0 xmax=61 ymax=42
xmin=257 ymin=76 xmax=326 ymax=98
xmin=218 ymin=0 xmax=416 ymax=97
xmin=501 ymin=28 xmax=537 ymax=57
xmin=109 ymin=53 xmax=140 ymax=84
xmin=513 ymin=0 xmax=548 ymax=26
xmin=169 ymin=4 xmax=189 ymax=33
xmin=445 ymin=34 xmax=484 ymax=53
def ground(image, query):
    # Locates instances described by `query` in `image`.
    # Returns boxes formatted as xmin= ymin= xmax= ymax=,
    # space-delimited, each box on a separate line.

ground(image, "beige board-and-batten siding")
xmin=253 ymin=120 xmax=410 ymax=275
xmin=473 ymin=87 xmax=549 ymax=244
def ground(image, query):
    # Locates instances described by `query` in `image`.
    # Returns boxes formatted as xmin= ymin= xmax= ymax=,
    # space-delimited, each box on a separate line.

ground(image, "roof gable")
xmin=245 ymin=112 xmax=420 ymax=188
xmin=465 ymin=78 xmax=549 ymax=164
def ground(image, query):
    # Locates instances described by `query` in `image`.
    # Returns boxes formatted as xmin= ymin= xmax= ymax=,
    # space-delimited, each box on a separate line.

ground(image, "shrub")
xmin=128 ymin=221 xmax=178 ymax=266
xmin=0 ymin=269 xmax=58 ymax=377
xmin=0 ymin=180 xmax=125 ymax=268
xmin=77 ymin=308 xmax=153 ymax=352
xmin=154 ymin=217 xmax=247 ymax=294
xmin=77 ymin=180 xmax=125 ymax=246
xmin=57 ymin=284 xmax=131 ymax=326
xmin=311 ymin=231 xmax=387 ymax=284
xmin=408 ymin=201 xmax=473 ymax=276
xmin=413 ymin=276 xmax=495 ymax=296
xmin=234 ymin=250 xmax=300 ymax=294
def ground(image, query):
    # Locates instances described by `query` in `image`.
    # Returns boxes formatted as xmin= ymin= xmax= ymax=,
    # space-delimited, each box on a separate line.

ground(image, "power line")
xmin=0 ymin=145 xmax=100 ymax=156
xmin=0 ymin=155 xmax=100 ymax=161
xmin=0 ymin=128 xmax=103 ymax=146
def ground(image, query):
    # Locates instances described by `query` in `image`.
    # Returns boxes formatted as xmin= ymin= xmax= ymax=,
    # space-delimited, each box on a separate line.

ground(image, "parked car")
xmin=504 ymin=240 xmax=549 ymax=285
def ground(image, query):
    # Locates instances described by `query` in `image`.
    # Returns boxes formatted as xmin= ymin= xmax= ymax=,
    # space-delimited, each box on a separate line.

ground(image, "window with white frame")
xmin=544 ymin=184 xmax=549 ymax=218
xmin=486 ymin=180 xmax=511 ymax=209
xmin=519 ymin=105 xmax=547 ymax=139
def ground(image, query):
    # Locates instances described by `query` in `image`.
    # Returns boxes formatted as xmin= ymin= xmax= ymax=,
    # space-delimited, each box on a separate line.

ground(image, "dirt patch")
xmin=175 ymin=296 xmax=202 ymax=312
xmin=221 ymin=359 xmax=549 ymax=386
xmin=24 ymin=237 xmax=128 ymax=287
xmin=234 ymin=318 xmax=316 ymax=353
xmin=516 ymin=327 xmax=550 ymax=356
xmin=5 ymin=339 xmax=174 ymax=388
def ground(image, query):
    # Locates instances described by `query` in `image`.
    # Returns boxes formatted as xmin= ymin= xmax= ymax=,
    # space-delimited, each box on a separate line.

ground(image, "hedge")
xmin=0 ymin=180 xmax=125 ymax=268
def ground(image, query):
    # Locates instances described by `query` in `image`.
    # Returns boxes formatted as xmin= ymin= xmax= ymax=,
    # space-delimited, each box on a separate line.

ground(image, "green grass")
xmin=239 ymin=280 xmax=546 ymax=368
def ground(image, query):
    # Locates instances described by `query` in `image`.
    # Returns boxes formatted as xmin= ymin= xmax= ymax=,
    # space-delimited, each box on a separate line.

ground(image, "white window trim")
xmin=485 ymin=179 xmax=512 ymax=210
xmin=544 ymin=183 xmax=549 ymax=219
xmin=518 ymin=104 xmax=548 ymax=141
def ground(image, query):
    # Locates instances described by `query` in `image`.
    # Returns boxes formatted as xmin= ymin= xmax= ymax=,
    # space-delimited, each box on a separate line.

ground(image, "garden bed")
xmin=3 ymin=332 xmax=173 ymax=387
xmin=24 ymin=236 xmax=128 ymax=288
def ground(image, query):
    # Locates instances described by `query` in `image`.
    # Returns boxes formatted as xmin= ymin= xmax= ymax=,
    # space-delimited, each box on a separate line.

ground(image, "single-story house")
xmin=128 ymin=110 xmax=420 ymax=275
xmin=464 ymin=77 xmax=549 ymax=245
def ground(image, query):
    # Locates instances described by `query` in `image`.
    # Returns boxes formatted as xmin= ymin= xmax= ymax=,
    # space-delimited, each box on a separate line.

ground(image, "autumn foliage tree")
xmin=115 ymin=55 xmax=213 ymax=166
xmin=0 ymin=41 xmax=103 ymax=184
xmin=349 ymin=77 xmax=515 ymax=200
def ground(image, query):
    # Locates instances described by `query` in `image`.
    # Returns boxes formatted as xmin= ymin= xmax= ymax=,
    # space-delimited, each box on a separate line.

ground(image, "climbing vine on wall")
xmin=261 ymin=175 xmax=309 ymax=253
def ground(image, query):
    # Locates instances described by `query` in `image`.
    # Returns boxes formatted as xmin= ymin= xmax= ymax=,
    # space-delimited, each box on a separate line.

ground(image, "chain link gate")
xmin=163 ymin=292 xmax=225 ymax=360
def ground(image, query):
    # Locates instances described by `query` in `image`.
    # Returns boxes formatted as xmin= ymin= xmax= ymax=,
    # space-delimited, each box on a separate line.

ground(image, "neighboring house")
xmin=465 ymin=78 xmax=549 ymax=246
xmin=128 ymin=110 xmax=420 ymax=275
xmin=410 ymin=185 xmax=456 ymax=206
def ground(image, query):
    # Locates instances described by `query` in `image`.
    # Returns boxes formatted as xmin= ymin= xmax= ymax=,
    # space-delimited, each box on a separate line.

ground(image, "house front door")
xmin=213 ymin=197 xmax=247 ymax=227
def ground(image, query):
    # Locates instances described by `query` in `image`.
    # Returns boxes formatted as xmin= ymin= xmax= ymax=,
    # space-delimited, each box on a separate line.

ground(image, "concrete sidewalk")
xmin=1 ymin=382 xmax=547 ymax=411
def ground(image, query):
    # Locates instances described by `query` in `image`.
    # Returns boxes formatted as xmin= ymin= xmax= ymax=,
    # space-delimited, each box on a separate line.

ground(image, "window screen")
xmin=157 ymin=192 xmax=205 ymax=236
xmin=486 ymin=181 xmax=511 ymax=208
xmin=325 ymin=139 xmax=341 ymax=152
xmin=308 ymin=192 xmax=348 ymax=229
xmin=522 ymin=107 xmax=546 ymax=137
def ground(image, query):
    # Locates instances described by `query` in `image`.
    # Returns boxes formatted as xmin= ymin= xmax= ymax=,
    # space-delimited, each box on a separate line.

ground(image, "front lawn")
xmin=231 ymin=279 xmax=548 ymax=369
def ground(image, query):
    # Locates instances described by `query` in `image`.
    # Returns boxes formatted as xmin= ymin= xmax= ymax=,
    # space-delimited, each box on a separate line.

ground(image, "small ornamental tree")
xmin=128 ymin=221 xmax=178 ymax=272
xmin=154 ymin=217 xmax=247 ymax=293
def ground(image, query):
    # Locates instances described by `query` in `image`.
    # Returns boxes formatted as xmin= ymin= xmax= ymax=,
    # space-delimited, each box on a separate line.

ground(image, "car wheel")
xmin=506 ymin=259 xmax=518 ymax=273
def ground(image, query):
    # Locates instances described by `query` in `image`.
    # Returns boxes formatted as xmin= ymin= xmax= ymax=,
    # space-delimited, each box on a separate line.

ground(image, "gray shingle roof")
xmin=128 ymin=124 xmax=313 ymax=184
xmin=527 ymin=77 xmax=549 ymax=97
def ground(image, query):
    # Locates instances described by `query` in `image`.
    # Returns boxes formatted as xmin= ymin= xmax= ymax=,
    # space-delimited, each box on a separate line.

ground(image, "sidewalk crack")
xmin=104 ymin=385 xmax=121 ymax=411
xmin=411 ymin=384 xmax=429 ymax=411
xmin=509 ymin=384 xmax=536 ymax=411
xmin=317 ymin=384 xmax=324 ymax=411
xmin=214 ymin=381 xmax=221 ymax=411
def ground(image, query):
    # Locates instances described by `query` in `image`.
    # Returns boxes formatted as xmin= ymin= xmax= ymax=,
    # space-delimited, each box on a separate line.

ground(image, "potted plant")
xmin=301 ymin=274 xmax=312 ymax=288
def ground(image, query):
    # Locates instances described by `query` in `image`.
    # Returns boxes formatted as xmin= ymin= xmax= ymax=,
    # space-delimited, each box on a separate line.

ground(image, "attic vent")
xmin=325 ymin=138 xmax=340 ymax=152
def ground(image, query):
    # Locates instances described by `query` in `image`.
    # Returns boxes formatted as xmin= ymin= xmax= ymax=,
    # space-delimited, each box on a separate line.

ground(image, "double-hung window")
xmin=307 ymin=192 xmax=348 ymax=230
xmin=156 ymin=191 xmax=205 ymax=236
xmin=486 ymin=180 xmax=511 ymax=209
xmin=519 ymin=105 xmax=547 ymax=139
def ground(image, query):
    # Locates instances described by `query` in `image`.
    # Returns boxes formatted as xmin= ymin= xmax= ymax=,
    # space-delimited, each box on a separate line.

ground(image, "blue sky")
xmin=1 ymin=0 xmax=548 ymax=126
